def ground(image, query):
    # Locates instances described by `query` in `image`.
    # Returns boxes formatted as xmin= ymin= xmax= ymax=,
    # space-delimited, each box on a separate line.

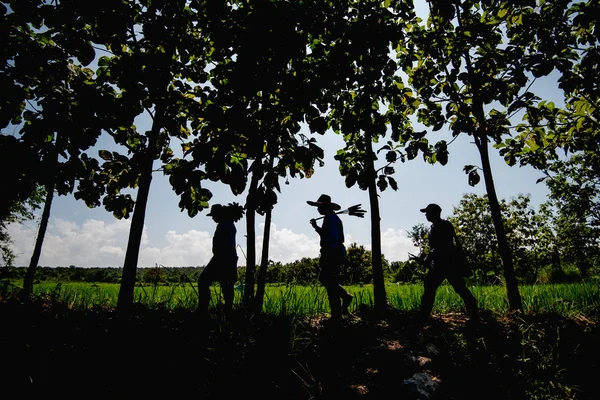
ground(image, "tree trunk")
xmin=458 ymin=2 xmax=522 ymax=311
xmin=22 ymin=177 xmax=55 ymax=299
xmin=243 ymin=157 xmax=262 ymax=306
xmin=254 ymin=207 xmax=272 ymax=313
xmin=552 ymin=244 xmax=563 ymax=275
xmin=117 ymin=119 xmax=161 ymax=315
xmin=365 ymin=129 xmax=387 ymax=311
xmin=475 ymin=132 xmax=523 ymax=311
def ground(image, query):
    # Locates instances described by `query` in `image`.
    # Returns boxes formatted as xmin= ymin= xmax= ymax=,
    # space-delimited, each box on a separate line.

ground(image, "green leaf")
xmin=99 ymin=150 xmax=113 ymax=161
xmin=377 ymin=175 xmax=388 ymax=191
xmin=345 ymin=168 xmax=358 ymax=188
xmin=468 ymin=170 xmax=480 ymax=186
xmin=77 ymin=41 xmax=96 ymax=66
xmin=385 ymin=151 xmax=397 ymax=163
xmin=437 ymin=148 xmax=448 ymax=165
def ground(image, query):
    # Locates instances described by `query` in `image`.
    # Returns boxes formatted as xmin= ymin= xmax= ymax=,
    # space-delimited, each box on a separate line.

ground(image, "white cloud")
xmin=253 ymin=224 xmax=416 ymax=264
xmin=7 ymin=218 xmax=213 ymax=268
xmin=255 ymin=223 xmax=320 ymax=264
xmin=380 ymin=228 xmax=418 ymax=262
xmin=331 ymin=228 xmax=417 ymax=263
xmin=8 ymin=218 xmax=137 ymax=267
xmin=141 ymin=229 xmax=213 ymax=267
xmin=7 ymin=219 xmax=415 ymax=268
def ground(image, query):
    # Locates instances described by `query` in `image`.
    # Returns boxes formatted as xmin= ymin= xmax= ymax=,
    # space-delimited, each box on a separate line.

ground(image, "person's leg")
xmin=419 ymin=268 xmax=445 ymax=317
xmin=332 ymin=259 xmax=353 ymax=312
xmin=319 ymin=256 xmax=343 ymax=320
xmin=447 ymin=274 xmax=479 ymax=318
xmin=325 ymin=283 xmax=342 ymax=319
xmin=197 ymin=258 xmax=217 ymax=315
xmin=221 ymin=282 xmax=234 ymax=312
xmin=220 ymin=255 xmax=238 ymax=313
xmin=198 ymin=273 xmax=211 ymax=316
xmin=337 ymin=284 xmax=353 ymax=312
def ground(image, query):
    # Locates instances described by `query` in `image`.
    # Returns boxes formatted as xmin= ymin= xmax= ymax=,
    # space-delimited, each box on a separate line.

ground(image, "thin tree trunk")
xmin=475 ymin=132 xmax=523 ymax=311
xmin=243 ymin=157 xmax=262 ymax=306
xmin=457 ymin=0 xmax=522 ymax=312
xmin=254 ymin=207 xmax=272 ymax=313
xmin=22 ymin=177 xmax=55 ymax=299
xmin=365 ymin=129 xmax=387 ymax=311
xmin=117 ymin=118 xmax=161 ymax=315
xmin=552 ymin=244 xmax=562 ymax=274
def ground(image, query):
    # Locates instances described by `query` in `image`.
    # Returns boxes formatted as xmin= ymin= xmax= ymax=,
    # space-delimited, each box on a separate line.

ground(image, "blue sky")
xmin=6 ymin=3 xmax=563 ymax=268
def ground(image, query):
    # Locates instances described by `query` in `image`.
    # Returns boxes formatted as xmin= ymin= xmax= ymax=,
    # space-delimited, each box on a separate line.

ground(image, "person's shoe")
xmin=342 ymin=293 xmax=354 ymax=313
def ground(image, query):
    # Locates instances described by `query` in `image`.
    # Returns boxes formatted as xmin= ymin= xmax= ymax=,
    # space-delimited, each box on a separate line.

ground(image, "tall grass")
xmin=6 ymin=280 xmax=599 ymax=318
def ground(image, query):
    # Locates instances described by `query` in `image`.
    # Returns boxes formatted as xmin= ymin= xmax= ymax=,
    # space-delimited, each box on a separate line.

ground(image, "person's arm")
xmin=310 ymin=218 xmax=323 ymax=235
xmin=423 ymin=225 xmax=434 ymax=264
xmin=212 ymin=224 xmax=222 ymax=255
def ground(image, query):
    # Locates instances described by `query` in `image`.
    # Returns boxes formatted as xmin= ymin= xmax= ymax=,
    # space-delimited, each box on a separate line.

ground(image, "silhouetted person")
xmin=198 ymin=203 xmax=243 ymax=316
xmin=308 ymin=194 xmax=353 ymax=321
xmin=419 ymin=203 xmax=478 ymax=321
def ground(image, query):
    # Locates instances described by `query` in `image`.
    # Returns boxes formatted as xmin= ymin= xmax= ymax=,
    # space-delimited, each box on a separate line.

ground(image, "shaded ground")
xmin=1 ymin=296 xmax=598 ymax=399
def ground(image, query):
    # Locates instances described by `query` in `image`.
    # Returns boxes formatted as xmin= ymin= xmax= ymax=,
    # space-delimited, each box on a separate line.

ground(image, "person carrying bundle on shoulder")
xmin=198 ymin=202 xmax=244 ymax=317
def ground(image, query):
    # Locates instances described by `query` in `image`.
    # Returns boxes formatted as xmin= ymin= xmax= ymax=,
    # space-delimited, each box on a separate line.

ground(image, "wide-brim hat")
xmin=420 ymin=203 xmax=442 ymax=214
xmin=307 ymin=194 xmax=341 ymax=211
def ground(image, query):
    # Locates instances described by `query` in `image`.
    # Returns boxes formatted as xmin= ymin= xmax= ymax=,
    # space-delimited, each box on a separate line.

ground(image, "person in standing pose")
xmin=419 ymin=203 xmax=479 ymax=321
xmin=198 ymin=203 xmax=244 ymax=317
xmin=308 ymin=194 xmax=354 ymax=321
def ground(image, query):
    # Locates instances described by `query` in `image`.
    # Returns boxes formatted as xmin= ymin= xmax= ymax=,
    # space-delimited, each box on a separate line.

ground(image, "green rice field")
xmin=8 ymin=280 xmax=600 ymax=318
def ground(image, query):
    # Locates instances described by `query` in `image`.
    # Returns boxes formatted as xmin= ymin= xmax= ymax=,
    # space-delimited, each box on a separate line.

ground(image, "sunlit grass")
xmin=7 ymin=280 xmax=599 ymax=318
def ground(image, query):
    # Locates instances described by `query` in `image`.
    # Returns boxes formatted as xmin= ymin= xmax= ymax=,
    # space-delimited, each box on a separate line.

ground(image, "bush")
xmin=389 ymin=259 xmax=427 ymax=283
xmin=536 ymin=263 xmax=582 ymax=284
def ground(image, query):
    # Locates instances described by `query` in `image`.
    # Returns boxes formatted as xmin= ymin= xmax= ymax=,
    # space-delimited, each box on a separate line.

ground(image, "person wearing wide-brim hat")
xmin=197 ymin=202 xmax=244 ymax=316
xmin=307 ymin=194 xmax=353 ymax=321
xmin=418 ymin=203 xmax=478 ymax=322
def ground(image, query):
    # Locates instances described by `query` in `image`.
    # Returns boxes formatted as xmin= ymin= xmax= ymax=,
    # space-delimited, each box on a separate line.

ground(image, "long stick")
xmin=311 ymin=204 xmax=366 ymax=221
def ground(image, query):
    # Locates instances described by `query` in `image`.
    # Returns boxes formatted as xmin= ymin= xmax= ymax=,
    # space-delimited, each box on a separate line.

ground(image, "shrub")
xmin=536 ymin=263 xmax=582 ymax=284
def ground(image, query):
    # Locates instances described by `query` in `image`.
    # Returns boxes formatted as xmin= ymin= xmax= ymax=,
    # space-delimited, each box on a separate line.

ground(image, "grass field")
xmin=8 ymin=280 xmax=599 ymax=317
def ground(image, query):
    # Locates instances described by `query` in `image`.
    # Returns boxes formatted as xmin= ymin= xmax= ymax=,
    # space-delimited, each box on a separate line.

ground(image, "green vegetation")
xmin=1 ymin=278 xmax=598 ymax=399
xmin=4 ymin=0 xmax=600 ymax=314
xmin=5 ymin=280 xmax=598 ymax=319
xmin=2 ymin=271 xmax=598 ymax=399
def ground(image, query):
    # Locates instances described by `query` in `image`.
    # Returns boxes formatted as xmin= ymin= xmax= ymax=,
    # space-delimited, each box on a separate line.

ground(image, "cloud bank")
xmin=8 ymin=219 xmax=416 ymax=268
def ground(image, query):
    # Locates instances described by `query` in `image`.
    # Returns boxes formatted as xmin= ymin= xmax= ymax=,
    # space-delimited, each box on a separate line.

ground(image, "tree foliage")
xmin=0 ymin=186 xmax=44 ymax=266
xmin=447 ymin=192 xmax=596 ymax=284
xmin=541 ymin=154 xmax=600 ymax=277
xmin=319 ymin=0 xmax=421 ymax=311
xmin=395 ymin=0 xmax=581 ymax=309
xmin=5 ymin=0 xmax=600 ymax=312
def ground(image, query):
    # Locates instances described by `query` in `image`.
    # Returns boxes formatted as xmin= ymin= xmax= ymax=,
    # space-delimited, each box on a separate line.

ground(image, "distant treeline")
xmin=1 ymin=265 xmax=216 ymax=285
xmin=1 ymin=249 xmax=392 ymax=286
xmin=0 ymin=244 xmax=392 ymax=286
xmin=3 ymin=235 xmax=595 ymax=287
xmin=0 ymin=260 xmax=359 ymax=286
